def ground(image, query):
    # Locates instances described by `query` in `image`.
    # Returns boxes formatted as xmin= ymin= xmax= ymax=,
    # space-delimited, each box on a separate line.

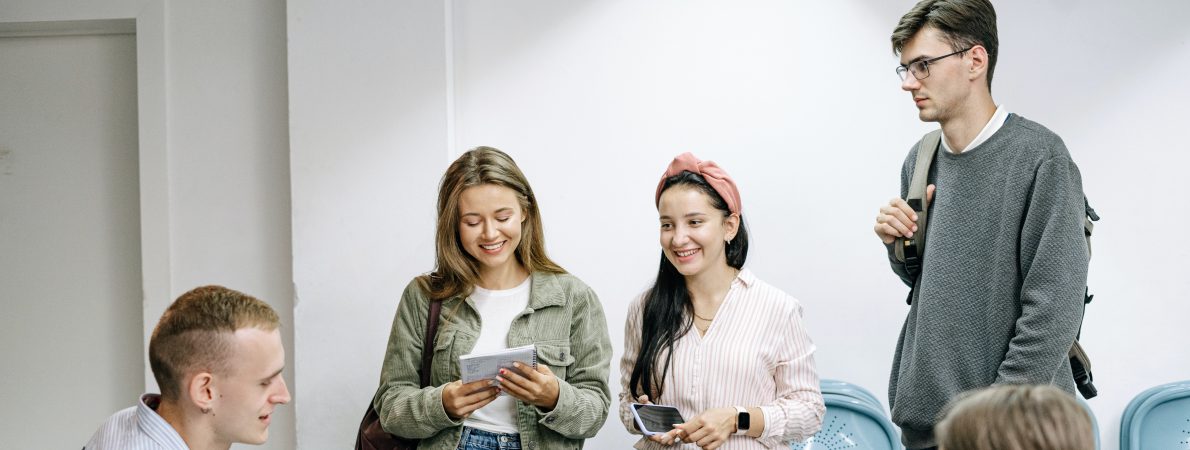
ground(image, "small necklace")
xmin=693 ymin=312 xmax=715 ymax=321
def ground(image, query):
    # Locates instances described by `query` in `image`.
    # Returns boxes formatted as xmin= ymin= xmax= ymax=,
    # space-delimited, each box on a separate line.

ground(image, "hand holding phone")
xmin=630 ymin=402 xmax=686 ymax=436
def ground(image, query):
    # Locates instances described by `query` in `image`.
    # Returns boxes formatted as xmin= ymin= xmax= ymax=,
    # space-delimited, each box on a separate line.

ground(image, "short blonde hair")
xmin=148 ymin=285 xmax=279 ymax=400
xmin=936 ymin=384 xmax=1095 ymax=450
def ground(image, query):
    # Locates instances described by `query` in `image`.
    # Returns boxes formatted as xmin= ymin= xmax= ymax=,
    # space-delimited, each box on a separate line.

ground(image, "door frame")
xmin=1 ymin=1 xmax=170 ymax=390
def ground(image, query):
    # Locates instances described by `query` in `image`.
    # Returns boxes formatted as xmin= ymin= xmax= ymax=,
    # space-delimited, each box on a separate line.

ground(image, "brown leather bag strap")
xmin=418 ymin=300 xmax=442 ymax=388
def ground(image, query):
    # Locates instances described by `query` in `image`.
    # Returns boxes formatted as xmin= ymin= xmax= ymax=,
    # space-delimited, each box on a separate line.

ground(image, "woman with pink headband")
xmin=619 ymin=152 xmax=825 ymax=450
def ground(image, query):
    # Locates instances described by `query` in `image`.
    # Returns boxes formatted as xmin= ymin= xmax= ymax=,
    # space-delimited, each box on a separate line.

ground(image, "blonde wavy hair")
xmin=418 ymin=146 xmax=564 ymax=301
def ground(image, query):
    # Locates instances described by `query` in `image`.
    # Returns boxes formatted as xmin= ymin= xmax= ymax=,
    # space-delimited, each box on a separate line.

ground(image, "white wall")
xmin=0 ymin=1 xmax=295 ymax=449
xmin=164 ymin=2 xmax=295 ymax=449
xmin=287 ymin=1 xmax=450 ymax=447
xmin=290 ymin=1 xmax=1190 ymax=449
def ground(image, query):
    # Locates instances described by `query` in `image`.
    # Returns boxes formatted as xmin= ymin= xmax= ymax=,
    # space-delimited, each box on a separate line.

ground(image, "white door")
xmin=0 ymin=28 xmax=142 ymax=448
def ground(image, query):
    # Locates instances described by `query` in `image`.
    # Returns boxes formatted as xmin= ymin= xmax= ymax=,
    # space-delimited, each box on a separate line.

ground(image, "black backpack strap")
xmin=1083 ymin=197 xmax=1098 ymax=306
xmin=1071 ymin=197 xmax=1099 ymax=399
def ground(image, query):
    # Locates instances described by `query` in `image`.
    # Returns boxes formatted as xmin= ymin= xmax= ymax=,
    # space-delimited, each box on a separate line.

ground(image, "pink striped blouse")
xmin=619 ymin=269 xmax=825 ymax=449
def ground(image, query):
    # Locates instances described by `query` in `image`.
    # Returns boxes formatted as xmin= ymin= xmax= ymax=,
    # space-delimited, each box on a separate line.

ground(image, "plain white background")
xmin=289 ymin=1 xmax=1190 ymax=450
xmin=2 ymin=1 xmax=1187 ymax=449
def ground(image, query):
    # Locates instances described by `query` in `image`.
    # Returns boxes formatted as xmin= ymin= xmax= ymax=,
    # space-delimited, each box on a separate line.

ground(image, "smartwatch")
xmin=734 ymin=406 xmax=750 ymax=435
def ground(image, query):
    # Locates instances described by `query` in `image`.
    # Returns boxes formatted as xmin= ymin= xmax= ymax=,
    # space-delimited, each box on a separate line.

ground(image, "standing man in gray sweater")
xmin=873 ymin=1 xmax=1090 ymax=449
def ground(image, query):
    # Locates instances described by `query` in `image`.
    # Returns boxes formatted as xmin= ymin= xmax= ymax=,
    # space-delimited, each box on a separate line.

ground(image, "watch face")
xmin=737 ymin=411 xmax=750 ymax=430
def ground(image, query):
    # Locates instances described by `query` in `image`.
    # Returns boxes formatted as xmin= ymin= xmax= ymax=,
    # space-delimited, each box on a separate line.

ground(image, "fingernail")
xmin=499 ymin=369 xmax=506 ymax=375
xmin=907 ymin=231 xmax=913 ymax=237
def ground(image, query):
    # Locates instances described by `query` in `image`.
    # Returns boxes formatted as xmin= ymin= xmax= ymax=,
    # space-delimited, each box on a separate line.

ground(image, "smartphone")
xmin=630 ymin=403 xmax=685 ymax=436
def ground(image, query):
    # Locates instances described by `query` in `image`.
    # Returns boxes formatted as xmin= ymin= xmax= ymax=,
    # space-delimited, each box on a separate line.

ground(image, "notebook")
xmin=459 ymin=344 xmax=537 ymax=385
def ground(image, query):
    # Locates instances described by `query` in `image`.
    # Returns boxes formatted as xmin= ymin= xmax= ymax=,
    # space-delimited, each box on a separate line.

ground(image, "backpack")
xmin=893 ymin=130 xmax=1099 ymax=399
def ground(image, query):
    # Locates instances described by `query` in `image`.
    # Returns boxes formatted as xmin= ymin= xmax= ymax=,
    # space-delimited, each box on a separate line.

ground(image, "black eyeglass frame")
xmin=896 ymin=47 xmax=973 ymax=81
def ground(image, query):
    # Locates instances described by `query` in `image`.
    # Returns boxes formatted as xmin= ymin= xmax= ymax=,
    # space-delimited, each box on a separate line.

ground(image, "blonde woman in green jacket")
xmin=374 ymin=146 xmax=613 ymax=450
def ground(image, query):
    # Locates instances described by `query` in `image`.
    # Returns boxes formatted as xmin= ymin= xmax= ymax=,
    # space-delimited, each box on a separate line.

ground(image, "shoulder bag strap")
xmin=418 ymin=300 xmax=443 ymax=388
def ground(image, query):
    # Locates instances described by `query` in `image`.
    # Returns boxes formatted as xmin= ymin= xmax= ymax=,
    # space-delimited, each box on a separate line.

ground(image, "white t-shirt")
xmin=462 ymin=276 xmax=532 ymax=434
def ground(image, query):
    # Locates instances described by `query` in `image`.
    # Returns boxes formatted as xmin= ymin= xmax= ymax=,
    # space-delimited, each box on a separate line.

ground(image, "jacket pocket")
xmin=430 ymin=329 xmax=457 ymax=384
xmin=536 ymin=343 xmax=576 ymax=380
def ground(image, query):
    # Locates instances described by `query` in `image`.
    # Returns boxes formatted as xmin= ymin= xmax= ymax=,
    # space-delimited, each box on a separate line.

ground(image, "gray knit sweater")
xmin=885 ymin=114 xmax=1089 ymax=449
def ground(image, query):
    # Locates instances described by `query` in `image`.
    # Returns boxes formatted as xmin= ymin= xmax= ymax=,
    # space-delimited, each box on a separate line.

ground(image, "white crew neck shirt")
xmin=462 ymin=276 xmax=532 ymax=434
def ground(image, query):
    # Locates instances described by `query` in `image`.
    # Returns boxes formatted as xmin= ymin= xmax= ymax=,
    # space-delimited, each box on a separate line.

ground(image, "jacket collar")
xmin=527 ymin=271 xmax=567 ymax=309
xmin=452 ymin=271 xmax=568 ymax=309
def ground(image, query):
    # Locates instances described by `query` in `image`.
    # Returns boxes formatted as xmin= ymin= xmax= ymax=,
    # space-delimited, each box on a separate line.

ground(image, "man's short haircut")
xmin=936 ymin=384 xmax=1095 ymax=450
xmin=148 ymin=285 xmax=280 ymax=400
xmin=891 ymin=0 xmax=999 ymax=91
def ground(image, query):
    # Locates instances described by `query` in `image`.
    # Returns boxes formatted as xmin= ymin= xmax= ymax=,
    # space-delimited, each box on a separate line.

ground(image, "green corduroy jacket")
xmin=374 ymin=271 xmax=613 ymax=450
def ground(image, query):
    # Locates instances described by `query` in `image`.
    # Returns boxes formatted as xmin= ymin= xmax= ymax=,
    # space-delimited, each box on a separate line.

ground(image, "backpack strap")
xmin=1072 ymin=197 xmax=1100 ymax=398
xmin=894 ymin=129 xmax=943 ymax=285
xmin=419 ymin=300 xmax=443 ymax=388
xmin=1084 ymin=197 xmax=1098 ymax=259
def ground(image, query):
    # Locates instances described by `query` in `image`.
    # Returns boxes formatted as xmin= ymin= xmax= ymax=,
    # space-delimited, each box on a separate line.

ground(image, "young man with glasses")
xmin=872 ymin=1 xmax=1090 ymax=449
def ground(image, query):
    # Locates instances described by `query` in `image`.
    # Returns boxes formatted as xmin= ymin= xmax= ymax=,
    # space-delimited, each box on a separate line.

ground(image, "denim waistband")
xmin=457 ymin=426 xmax=522 ymax=450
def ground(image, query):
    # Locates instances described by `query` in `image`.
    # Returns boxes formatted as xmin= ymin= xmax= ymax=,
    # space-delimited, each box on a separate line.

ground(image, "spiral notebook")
xmin=459 ymin=344 xmax=537 ymax=385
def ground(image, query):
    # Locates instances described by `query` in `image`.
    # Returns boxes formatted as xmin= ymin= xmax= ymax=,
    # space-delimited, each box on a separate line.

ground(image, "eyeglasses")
xmin=896 ymin=47 xmax=973 ymax=81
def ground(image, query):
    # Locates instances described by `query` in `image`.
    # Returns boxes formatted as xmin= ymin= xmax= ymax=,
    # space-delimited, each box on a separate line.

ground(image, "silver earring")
xmin=201 ymin=407 xmax=211 ymax=414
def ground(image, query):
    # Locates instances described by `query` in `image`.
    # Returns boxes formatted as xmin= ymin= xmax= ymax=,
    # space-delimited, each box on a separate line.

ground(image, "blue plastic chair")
xmin=1118 ymin=383 xmax=1175 ymax=447
xmin=820 ymin=379 xmax=884 ymax=412
xmin=1121 ymin=381 xmax=1190 ymax=450
xmin=791 ymin=393 xmax=901 ymax=450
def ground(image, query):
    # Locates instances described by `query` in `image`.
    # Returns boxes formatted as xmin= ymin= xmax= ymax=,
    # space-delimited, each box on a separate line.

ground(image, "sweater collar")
xmin=941 ymin=104 xmax=1010 ymax=154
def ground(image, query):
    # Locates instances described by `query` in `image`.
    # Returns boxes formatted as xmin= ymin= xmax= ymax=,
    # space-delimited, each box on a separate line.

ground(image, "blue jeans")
xmin=456 ymin=426 xmax=522 ymax=450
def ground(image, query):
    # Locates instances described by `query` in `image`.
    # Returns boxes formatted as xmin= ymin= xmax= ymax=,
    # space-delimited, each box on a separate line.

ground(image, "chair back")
xmin=1122 ymin=381 xmax=1190 ymax=450
xmin=791 ymin=393 xmax=901 ymax=450
xmin=820 ymin=379 xmax=883 ymax=412
xmin=1119 ymin=383 xmax=1170 ymax=446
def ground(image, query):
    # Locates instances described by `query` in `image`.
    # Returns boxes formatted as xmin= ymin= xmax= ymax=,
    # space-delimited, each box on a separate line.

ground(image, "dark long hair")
xmin=629 ymin=171 xmax=749 ymax=400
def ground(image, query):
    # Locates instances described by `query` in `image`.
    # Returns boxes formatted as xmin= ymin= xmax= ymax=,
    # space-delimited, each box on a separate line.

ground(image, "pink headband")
xmin=654 ymin=152 xmax=742 ymax=215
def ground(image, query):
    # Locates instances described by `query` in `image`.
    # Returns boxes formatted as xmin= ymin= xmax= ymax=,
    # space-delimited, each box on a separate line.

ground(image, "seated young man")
xmin=85 ymin=285 xmax=291 ymax=450
xmin=935 ymin=384 xmax=1095 ymax=450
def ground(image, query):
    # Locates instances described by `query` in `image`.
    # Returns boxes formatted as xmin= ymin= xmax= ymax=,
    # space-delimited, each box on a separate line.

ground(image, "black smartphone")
xmin=630 ymin=403 xmax=685 ymax=436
